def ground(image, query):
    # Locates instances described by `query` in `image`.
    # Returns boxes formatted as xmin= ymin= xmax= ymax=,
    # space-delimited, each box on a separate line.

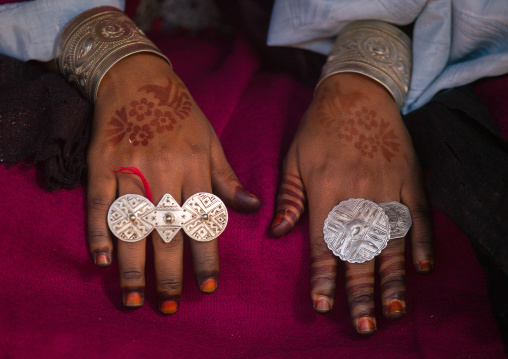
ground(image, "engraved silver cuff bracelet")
xmin=55 ymin=6 xmax=171 ymax=103
xmin=323 ymin=198 xmax=412 ymax=263
xmin=317 ymin=21 xmax=412 ymax=109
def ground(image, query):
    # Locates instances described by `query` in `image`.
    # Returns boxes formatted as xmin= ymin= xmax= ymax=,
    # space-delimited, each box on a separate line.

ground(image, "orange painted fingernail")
xmin=160 ymin=300 xmax=178 ymax=314
xmin=124 ymin=292 xmax=143 ymax=307
xmin=387 ymin=299 xmax=405 ymax=315
xmin=200 ymin=278 xmax=217 ymax=293
xmin=314 ymin=296 xmax=332 ymax=312
xmin=271 ymin=214 xmax=283 ymax=228
xmin=358 ymin=316 xmax=376 ymax=335
xmin=419 ymin=260 xmax=433 ymax=272
xmin=95 ymin=253 xmax=110 ymax=266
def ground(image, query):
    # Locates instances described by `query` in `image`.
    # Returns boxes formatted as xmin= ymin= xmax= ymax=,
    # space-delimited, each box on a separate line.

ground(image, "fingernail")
xmin=234 ymin=187 xmax=261 ymax=212
xmin=387 ymin=299 xmax=405 ymax=315
xmin=358 ymin=316 xmax=376 ymax=335
xmin=94 ymin=253 xmax=111 ymax=267
xmin=419 ymin=259 xmax=433 ymax=272
xmin=160 ymin=300 xmax=178 ymax=315
xmin=200 ymin=278 xmax=217 ymax=293
xmin=124 ymin=292 xmax=143 ymax=307
xmin=314 ymin=296 xmax=332 ymax=312
xmin=271 ymin=213 xmax=284 ymax=228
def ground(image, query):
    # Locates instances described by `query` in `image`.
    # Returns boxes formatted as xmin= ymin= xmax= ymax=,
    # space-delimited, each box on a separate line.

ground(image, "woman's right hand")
xmin=86 ymin=53 xmax=261 ymax=313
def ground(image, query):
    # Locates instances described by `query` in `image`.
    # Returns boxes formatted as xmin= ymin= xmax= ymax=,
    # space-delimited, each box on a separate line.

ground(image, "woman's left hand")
xmin=270 ymin=73 xmax=434 ymax=335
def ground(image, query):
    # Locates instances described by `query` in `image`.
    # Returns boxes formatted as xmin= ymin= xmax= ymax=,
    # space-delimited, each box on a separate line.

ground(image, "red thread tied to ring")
xmin=113 ymin=167 xmax=153 ymax=203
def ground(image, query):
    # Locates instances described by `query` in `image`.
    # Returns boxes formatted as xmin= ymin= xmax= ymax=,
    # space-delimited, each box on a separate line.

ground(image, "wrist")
xmin=96 ymin=53 xmax=175 ymax=101
xmin=315 ymin=73 xmax=398 ymax=107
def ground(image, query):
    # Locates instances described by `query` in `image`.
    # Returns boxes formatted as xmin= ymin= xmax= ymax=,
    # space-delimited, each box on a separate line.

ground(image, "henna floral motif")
xmin=105 ymin=107 xmax=134 ymax=145
xmin=129 ymin=98 xmax=154 ymax=121
xmin=150 ymin=109 xmax=176 ymax=133
xmin=128 ymin=124 xmax=154 ymax=146
xmin=318 ymin=99 xmax=400 ymax=162
xmin=341 ymin=110 xmax=400 ymax=161
xmin=105 ymin=77 xmax=193 ymax=146
xmin=139 ymin=78 xmax=192 ymax=121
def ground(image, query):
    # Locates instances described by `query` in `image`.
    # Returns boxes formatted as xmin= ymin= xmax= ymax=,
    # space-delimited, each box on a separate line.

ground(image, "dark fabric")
xmin=216 ymin=0 xmax=325 ymax=86
xmin=0 ymin=55 xmax=92 ymax=190
xmin=404 ymin=86 xmax=508 ymax=349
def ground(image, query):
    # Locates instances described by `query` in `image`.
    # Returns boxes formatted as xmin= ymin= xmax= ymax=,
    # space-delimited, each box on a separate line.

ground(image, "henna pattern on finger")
xmin=105 ymin=77 xmax=193 ymax=146
xmin=272 ymin=174 xmax=306 ymax=229
xmin=379 ymin=249 xmax=406 ymax=316
xmin=345 ymin=266 xmax=376 ymax=326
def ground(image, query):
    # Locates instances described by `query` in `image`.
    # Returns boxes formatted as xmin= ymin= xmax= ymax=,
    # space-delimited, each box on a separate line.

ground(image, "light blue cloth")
xmin=0 ymin=0 xmax=124 ymax=62
xmin=268 ymin=0 xmax=508 ymax=113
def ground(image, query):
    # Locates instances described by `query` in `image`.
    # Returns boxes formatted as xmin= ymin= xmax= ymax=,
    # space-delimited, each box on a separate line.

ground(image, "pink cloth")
xmin=0 ymin=33 xmax=506 ymax=358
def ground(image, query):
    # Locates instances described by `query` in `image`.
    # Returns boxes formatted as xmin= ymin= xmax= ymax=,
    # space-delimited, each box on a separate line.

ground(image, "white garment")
xmin=268 ymin=0 xmax=508 ymax=113
xmin=0 ymin=0 xmax=125 ymax=62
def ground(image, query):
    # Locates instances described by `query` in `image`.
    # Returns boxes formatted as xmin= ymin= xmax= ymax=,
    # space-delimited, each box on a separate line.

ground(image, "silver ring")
xmin=323 ymin=198 xmax=412 ymax=263
xmin=107 ymin=192 xmax=228 ymax=243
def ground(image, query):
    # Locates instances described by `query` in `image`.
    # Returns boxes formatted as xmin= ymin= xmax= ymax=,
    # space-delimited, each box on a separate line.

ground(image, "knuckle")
xmin=88 ymin=229 xmax=110 ymax=245
xmin=381 ymin=277 xmax=406 ymax=291
xmin=158 ymin=277 xmax=182 ymax=293
xmin=414 ymin=234 xmax=433 ymax=247
xmin=349 ymin=293 xmax=374 ymax=307
xmin=196 ymin=254 xmax=218 ymax=270
xmin=410 ymin=204 xmax=432 ymax=222
xmin=88 ymin=197 xmax=113 ymax=213
xmin=121 ymin=269 xmax=144 ymax=281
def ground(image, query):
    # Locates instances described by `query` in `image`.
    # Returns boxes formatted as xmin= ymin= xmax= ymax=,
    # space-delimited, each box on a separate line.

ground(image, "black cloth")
xmin=0 ymin=55 xmax=92 ymax=191
xmin=404 ymin=86 xmax=508 ymax=349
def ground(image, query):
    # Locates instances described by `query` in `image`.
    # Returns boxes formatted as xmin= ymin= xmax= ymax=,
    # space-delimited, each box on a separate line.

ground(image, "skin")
xmin=271 ymin=73 xmax=434 ymax=335
xmin=87 ymin=53 xmax=261 ymax=313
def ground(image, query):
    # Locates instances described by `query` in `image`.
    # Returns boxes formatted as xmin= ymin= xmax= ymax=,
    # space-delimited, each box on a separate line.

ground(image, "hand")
xmin=270 ymin=73 xmax=433 ymax=335
xmin=86 ymin=53 xmax=261 ymax=313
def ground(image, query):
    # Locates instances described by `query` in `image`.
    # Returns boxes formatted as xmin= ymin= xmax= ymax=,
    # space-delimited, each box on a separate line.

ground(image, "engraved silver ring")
xmin=323 ymin=198 xmax=412 ymax=263
xmin=107 ymin=192 xmax=228 ymax=243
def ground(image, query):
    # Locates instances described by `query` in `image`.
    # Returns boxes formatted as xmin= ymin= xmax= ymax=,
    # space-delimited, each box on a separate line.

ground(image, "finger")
xmin=150 ymin=179 xmax=184 ymax=315
xmin=116 ymin=174 xmax=148 ymax=309
xmin=345 ymin=261 xmax=377 ymax=336
xmin=402 ymin=176 xmax=434 ymax=273
xmin=379 ymin=236 xmax=406 ymax=320
xmin=87 ymin=164 xmax=116 ymax=267
xmin=210 ymin=134 xmax=261 ymax=213
xmin=183 ymin=174 xmax=220 ymax=294
xmin=271 ymin=156 xmax=307 ymax=237
xmin=307 ymin=182 xmax=338 ymax=314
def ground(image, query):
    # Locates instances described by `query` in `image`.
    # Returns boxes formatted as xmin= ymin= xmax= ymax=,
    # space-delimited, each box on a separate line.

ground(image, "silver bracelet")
xmin=317 ymin=21 xmax=412 ymax=109
xmin=55 ymin=6 xmax=171 ymax=103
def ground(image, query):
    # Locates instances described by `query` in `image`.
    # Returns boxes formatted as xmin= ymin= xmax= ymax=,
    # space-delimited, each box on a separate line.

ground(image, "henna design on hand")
xmin=129 ymin=98 xmax=154 ymax=121
xmin=128 ymin=124 xmax=155 ymax=146
xmin=150 ymin=108 xmax=176 ymax=133
xmin=318 ymin=95 xmax=401 ymax=162
xmin=105 ymin=77 xmax=193 ymax=146
xmin=105 ymin=107 xmax=133 ymax=146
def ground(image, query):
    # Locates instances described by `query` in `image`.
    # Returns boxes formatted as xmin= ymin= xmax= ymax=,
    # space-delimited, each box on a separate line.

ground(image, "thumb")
xmin=270 ymin=155 xmax=307 ymax=237
xmin=210 ymin=135 xmax=261 ymax=213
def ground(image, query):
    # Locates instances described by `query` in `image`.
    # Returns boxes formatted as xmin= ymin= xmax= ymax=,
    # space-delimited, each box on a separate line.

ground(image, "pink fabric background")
xmin=0 ymin=33 xmax=506 ymax=358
